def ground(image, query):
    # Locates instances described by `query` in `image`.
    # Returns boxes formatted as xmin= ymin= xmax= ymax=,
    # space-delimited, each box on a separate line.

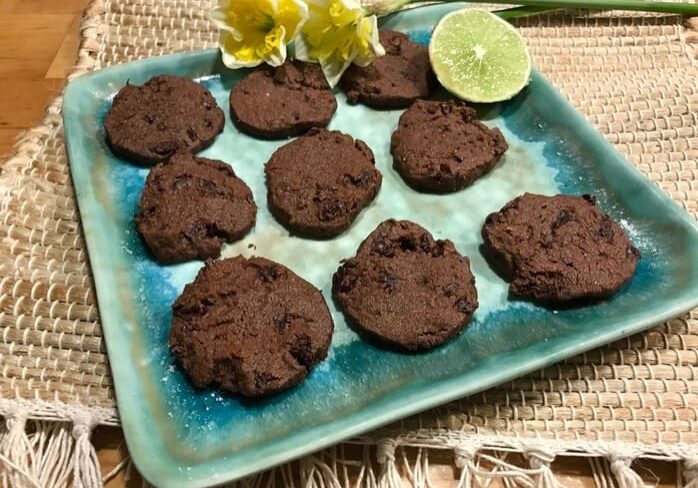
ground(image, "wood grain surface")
xmin=0 ymin=1 xmax=679 ymax=486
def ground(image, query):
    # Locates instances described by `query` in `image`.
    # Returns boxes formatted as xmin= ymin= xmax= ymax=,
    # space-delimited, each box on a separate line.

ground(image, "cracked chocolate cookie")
xmin=481 ymin=193 xmax=640 ymax=302
xmin=265 ymin=128 xmax=382 ymax=238
xmin=340 ymin=30 xmax=435 ymax=109
xmin=169 ymin=256 xmax=334 ymax=397
xmin=391 ymin=99 xmax=508 ymax=193
xmin=104 ymin=75 xmax=224 ymax=165
xmin=135 ymin=153 xmax=256 ymax=263
xmin=230 ymin=61 xmax=338 ymax=139
xmin=332 ymin=219 xmax=478 ymax=351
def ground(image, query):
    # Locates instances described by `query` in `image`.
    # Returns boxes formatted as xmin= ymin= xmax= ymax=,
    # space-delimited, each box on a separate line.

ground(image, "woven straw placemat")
xmin=1 ymin=0 xmax=697 ymax=486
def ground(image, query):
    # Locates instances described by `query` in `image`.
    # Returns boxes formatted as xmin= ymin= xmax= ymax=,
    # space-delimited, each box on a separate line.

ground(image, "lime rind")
xmin=429 ymin=8 xmax=532 ymax=103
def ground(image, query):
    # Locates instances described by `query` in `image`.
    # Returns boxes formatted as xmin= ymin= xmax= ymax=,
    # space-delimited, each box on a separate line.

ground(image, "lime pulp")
xmin=429 ymin=9 xmax=532 ymax=103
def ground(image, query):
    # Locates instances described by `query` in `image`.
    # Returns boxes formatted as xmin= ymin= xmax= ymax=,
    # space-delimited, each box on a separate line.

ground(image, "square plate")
xmin=63 ymin=4 xmax=698 ymax=487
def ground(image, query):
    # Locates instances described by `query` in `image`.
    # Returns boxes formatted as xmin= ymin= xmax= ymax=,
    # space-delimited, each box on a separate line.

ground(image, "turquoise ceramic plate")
xmin=63 ymin=4 xmax=698 ymax=487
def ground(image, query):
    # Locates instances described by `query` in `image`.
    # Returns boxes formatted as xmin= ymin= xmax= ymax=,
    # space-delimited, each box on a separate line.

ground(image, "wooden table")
xmin=0 ymin=1 xmax=679 ymax=486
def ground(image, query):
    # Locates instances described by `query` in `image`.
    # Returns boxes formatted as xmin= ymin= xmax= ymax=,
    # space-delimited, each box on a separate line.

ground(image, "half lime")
xmin=429 ymin=8 xmax=532 ymax=103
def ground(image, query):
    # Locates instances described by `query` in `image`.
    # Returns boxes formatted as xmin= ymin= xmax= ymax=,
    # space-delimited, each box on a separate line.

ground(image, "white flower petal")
xmin=287 ymin=0 xmax=309 ymax=40
xmin=320 ymin=57 xmax=352 ymax=88
xmin=293 ymin=35 xmax=312 ymax=62
xmin=353 ymin=15 xmax=384 ymax=66
xmin=266 ymin=49 xmax=287 ymax=67
xmin=210 ymin=9 xmax=244 ymax=40
xmin=212 ymin=0 xmax=231 ymax=14
xmin=339 ymin=0 xmax=363 ymax=11
xmin=362 ymin=0 xmax=412 ymax=17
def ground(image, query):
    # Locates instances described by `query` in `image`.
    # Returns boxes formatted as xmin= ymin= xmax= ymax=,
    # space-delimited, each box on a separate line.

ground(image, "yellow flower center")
xmin=328 ymin=1 xmax=357 ymax=27
xmin=259 ymin=14 xmax=276 ymax=33
xmin=230 ymin=0 xmax=276 ymax=37
xmin=264 ymin=26 xmax=284 ymax=52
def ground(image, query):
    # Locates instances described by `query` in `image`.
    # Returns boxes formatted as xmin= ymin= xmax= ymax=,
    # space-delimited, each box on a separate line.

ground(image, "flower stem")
xmin=421 ymin=0 xmax=698 ymax=15
xmin=493 ymin=5 xmax=562 ymax=19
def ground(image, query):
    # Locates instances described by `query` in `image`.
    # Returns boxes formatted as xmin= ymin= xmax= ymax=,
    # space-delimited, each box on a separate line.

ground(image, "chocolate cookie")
xmin=230 ymin=61 xmax=338 ymax=139
xmin=333 ymin=220 xmax=478 ymax=351
xmin=265 ymin=129 xmax=382 ymax=238
xmin=104 ymin=75 xmax=224 ymax=165
xmin=391 ymin=100 xmax=508 ymax=193
xmin=482 ymin=193 xmax=640 ymax=302
xmin=340 ymin=30 xmax=435 ymax=109
xmin=170 ymin=256 xmax=333 ymax=397
xmin=135 ymin=153 xmax=256 ymax=263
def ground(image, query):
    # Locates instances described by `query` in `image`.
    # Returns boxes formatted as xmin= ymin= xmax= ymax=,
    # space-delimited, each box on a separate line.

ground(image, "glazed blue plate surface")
xmin=63 ymin=4 xmax=698 ymax=487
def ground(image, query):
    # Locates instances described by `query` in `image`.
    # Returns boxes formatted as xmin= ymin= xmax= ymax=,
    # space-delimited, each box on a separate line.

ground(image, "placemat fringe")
xmin=684 ymin=459 xmax=698 ymax=488
xmin=70 ymin=410 xmax=102 ymax=488
xmin=6 ymin=409 xmax=698 ymax=487
xmin=0 ymin=400 xmax=118 ymax=487
xmin=194 ymin=435 xmax=695 ymax=487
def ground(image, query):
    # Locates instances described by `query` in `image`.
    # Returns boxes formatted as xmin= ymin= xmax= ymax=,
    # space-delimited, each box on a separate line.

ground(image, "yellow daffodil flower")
xmin=295 ymin=0 xmax=385 ymax=87
xmin=212 ymin=0 xmax=308 ymax=68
